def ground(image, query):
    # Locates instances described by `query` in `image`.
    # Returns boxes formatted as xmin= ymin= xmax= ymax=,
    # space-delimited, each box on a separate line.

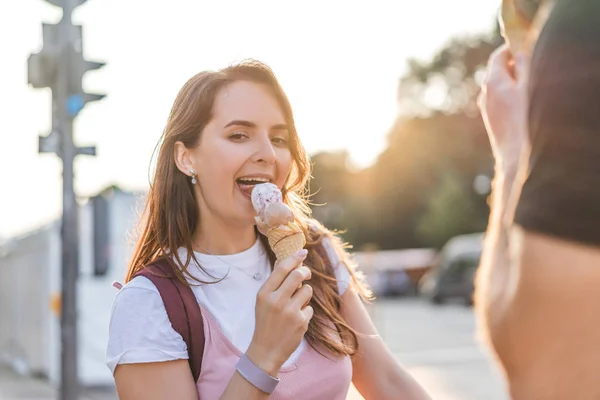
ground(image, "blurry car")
xmin=419 ymin=233 xmax=484 ymax=306
xmin=352 ymin=248 xmax=437 ymax=298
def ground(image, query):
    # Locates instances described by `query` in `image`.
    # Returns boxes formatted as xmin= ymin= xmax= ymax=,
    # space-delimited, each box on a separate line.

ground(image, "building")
xmin=0 ymin=186 xmax=143 ymax=387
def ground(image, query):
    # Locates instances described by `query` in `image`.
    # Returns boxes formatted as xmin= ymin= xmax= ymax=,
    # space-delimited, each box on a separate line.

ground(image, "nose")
xmin=252 ymin=134 xmax=277 ymax=165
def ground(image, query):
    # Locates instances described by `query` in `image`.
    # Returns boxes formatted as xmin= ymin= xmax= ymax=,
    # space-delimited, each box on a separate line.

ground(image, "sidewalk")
xmin=0 ymin=367 xmax=117 ymax=400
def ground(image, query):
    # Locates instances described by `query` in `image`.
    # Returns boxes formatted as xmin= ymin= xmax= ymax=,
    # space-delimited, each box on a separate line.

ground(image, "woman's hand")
xmin=246 ymin=249 xmax=313 ymax=376
xmin=478 ymin=44 xmax=530 ymax=173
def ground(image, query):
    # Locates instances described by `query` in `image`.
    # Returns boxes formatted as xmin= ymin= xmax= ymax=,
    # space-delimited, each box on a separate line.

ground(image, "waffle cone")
xmin=267 ymin=227 xmax=306 ymax=261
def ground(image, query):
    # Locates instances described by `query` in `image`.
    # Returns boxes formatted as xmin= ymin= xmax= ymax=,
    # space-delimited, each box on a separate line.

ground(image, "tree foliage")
xmin=309 ymin=28 xmax=502 ymax=250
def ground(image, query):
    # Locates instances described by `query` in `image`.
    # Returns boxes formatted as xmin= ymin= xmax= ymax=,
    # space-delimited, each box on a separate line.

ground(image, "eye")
xmin=271 ymin=136 xmax=289 ymax=146
xmin=229 ymin=132 xmax=249 ymax=141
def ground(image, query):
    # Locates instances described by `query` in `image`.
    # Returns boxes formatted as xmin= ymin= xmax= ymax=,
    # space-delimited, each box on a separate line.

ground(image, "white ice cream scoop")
xmin=251 ymin=182 xmax=283 ymax=215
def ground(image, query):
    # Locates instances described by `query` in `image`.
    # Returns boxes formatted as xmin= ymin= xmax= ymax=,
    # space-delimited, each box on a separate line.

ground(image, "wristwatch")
xmin=235 ymin=353 xmax=281 ymax=394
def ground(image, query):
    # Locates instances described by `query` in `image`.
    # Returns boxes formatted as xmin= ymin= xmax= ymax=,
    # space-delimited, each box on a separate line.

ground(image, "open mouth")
xmin=236 ymin=177 xmax=271 ymax=197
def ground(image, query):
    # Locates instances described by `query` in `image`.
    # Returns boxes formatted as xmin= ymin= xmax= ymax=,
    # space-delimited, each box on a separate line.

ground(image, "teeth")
xmin=238 ymin=177 xmax=270 ymax=183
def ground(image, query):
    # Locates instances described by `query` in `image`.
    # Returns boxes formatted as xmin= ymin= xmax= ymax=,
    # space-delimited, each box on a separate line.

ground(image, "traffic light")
xmin=64 ymin=25 xmax=106 ymax=118
xmin=28 ymin=0 xmax=106 ymax=123
xmin=28 ymin=24 xmax=59 ymax=89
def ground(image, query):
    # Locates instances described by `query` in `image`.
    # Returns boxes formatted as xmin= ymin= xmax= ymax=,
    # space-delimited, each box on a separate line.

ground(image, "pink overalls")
xmin=196 ymin=306 xmax=353 ymax=399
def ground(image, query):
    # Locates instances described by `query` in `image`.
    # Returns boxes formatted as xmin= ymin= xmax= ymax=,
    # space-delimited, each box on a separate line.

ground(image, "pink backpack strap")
xmin=134 ymin=258 xmax=205 ymax=383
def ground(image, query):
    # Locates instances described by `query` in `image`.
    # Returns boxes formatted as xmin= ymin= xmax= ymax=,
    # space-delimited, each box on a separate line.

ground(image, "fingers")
xmin=300 ymin=305 xmax=314 ymax=325
xmin=290 ymin=284 xmax=313 ymax=309
xmin=485 ymin=44 xmax=513 ymax=85
xmin=275 ymin=266 xmax=311 ymax=300
xmin=480 ymin=45 xmax=510 ymax=110
xmin=514 ymin=52 xmax=530 ymax=87
xmin=260 ymin=249 xmax=307 ymax=293
xmin=479 ymin=44 xmax=531 ymax=113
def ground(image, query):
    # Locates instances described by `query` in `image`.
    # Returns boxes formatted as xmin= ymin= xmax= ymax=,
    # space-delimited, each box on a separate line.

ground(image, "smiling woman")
xmin=106 ymin=60 xmax=429 ymax=400
xmin=172 ymin=80 xmax=295 ymax=228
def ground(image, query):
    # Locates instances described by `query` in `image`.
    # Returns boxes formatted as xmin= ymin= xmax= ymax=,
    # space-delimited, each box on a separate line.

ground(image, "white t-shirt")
xmin=106 ymin=236 xmax=350 ymax=375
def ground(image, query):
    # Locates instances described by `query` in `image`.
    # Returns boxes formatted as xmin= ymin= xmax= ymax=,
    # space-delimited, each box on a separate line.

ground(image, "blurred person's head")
xmin=528 ymin=0 xmax=600 ymax=145
xmin=518 ymin=0 xmax=600 ymax=243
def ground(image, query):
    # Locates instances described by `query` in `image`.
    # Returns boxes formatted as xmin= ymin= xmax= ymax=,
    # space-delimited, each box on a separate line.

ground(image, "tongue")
xmin=237 ymin=182 xmax=255 ymax=196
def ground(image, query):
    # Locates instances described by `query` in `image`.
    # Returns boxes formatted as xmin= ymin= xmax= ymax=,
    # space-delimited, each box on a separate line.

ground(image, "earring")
xmin=190 ymin=169 xmax=197 ymax=185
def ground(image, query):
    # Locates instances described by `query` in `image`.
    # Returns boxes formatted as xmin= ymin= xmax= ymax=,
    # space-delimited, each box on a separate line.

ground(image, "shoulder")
xmin=517 ymin=228 xmax=600 ymax=281
xmin=478 ymin=227 xmax=600 ymax=392
xmin=109 ymin=276 xmax=162 ymax=318
xmin=106 ymin=276 xmax=188 ymax=375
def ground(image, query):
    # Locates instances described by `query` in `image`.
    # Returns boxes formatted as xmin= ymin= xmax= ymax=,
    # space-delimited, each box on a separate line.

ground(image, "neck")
xmin=193 ymin=216 xmax=258 ymax=256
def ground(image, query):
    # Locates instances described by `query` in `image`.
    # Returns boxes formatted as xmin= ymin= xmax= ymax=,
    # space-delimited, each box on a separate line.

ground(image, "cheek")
xmin=197 ymin=144 xmax=240 ymax=189
xmin=276 ymin=150 xmax=293 ymax=186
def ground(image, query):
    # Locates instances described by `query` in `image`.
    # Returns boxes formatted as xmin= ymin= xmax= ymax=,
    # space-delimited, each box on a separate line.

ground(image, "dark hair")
xmin=515 ymin=0 xmax=600 ymax=245
xmin=529 ymin=0 xmax=600 ymax=141
xmin=126 ymin=60 xmax=372 ymax=358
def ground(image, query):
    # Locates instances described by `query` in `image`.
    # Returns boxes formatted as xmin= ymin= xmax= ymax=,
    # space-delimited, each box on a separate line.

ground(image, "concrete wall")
xmin=0 ymin=224 xmax=59 ymax=378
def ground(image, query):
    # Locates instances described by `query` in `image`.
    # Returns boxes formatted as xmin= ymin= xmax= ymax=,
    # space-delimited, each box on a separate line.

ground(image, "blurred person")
xmin=476 ymin=1 xmax=600 ymax=398
xmin=106 ymin=60 xmax=429 ymax=400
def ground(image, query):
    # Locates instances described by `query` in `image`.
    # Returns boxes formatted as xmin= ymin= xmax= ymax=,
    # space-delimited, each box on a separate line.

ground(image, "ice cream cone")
xmin=267 ymin=226 xmax=306 ymax=261
xmin=251 ymin=182 xmax=307 ymax=261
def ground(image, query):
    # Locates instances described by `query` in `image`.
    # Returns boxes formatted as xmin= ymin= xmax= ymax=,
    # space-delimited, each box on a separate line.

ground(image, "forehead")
xmin=211 ymin=80 xmax=286 ymax=125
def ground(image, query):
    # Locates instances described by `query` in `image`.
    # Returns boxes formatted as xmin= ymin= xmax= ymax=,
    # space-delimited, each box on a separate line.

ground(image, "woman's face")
xmin=183 ymin=80 xmax=293 ymax=227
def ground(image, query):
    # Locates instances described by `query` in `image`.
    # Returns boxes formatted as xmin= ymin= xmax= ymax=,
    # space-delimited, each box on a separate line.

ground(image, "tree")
xmin=397 ymin=29 xmax=502 ymax=116
xmin=309 ymin=27 xmax=502 ymax=251
xmin=417 ymin=172 xmax=487 ymax=248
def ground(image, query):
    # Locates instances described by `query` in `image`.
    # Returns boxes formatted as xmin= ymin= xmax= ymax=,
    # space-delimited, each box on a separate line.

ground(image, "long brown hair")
xmin=126 ymin=60 xmax=372 ymax=358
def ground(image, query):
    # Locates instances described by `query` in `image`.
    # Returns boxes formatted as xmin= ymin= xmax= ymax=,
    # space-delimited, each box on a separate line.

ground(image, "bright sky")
xmin=0 ymin=0 xmax=499 ymax=238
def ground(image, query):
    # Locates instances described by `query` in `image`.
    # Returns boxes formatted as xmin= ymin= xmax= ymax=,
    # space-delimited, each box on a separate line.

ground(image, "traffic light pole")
xmin=59 ymin=120 xmax=79 ymax=400
xmin=58 ymin=4 xmax=79 ymax=399
xmin=28 ymin=1 xmax=105 ymax=399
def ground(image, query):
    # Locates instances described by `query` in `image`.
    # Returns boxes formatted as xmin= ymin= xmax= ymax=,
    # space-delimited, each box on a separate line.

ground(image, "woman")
xmin=106 ymin=60 xmax=429 ymax=400
xmin=476 ymin=0 xmax=600 ymax=398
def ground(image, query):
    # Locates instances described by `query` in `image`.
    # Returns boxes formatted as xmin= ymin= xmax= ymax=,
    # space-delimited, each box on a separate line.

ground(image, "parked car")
xmin=419 ymin=233 xmax=484 ymax=306
xmin=352 ymin=248 xmax=437 ymax=297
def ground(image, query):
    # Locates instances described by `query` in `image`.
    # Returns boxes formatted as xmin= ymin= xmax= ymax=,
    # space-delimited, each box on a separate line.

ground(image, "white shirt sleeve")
xmin=105 ymin=276 xmax=188 ymax=375
xmin=321 ymin=236 xmax=351 ymax=296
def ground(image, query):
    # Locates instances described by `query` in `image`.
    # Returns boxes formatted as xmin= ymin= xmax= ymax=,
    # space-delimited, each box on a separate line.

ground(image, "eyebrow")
xmin=224 ymin=120 xmax=289 ymax=131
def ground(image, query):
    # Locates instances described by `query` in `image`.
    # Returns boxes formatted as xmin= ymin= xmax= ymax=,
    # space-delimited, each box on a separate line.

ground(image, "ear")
xmin=174 ymin=141 xmax=195 ymax=177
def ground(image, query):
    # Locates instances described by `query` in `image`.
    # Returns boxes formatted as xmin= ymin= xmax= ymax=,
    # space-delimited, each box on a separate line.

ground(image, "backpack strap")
xmin=134 ymin=258 xmax=205 ymax=383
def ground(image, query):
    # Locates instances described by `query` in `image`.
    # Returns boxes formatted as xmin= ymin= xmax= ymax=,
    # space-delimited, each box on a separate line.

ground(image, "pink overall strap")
xmin=134 ymin=258 xmax=205 ymax=382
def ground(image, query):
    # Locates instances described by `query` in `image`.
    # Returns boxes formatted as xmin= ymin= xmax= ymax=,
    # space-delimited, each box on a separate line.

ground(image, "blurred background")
xmin=0 ymin=0 xmax=508 ymax=398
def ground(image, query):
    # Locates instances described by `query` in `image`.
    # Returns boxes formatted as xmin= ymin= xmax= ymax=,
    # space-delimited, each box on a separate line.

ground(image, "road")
xmin=0 ymin=298 xmax=507 ymax=400
xmin=347 ymin=298 xmax=508 ymax=399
